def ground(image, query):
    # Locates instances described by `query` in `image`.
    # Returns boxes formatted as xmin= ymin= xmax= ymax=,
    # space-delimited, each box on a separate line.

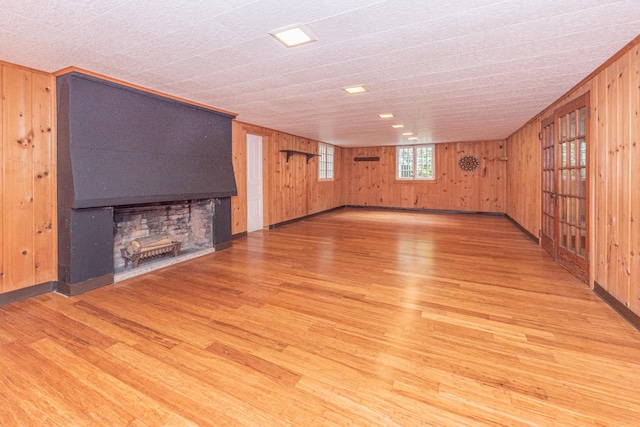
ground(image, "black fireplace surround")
xmin=57 ymin=72 xmax=237 ymax=295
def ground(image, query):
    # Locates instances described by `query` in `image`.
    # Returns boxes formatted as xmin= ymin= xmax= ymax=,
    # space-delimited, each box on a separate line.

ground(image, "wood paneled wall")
xmin=591 ymin=42 xmax=639 ymax=313
xmin=1 ymin=63 xmax=57 ymax=293
xmin=343 ymin=141 xmax=506 ymax=212
xmin=505 ymin=121 xmax=541 ymax=235
xmin=231 ymin=121 xmax=344 ymax=235
xmin=506 ymin=36 xmax=640 ymax=316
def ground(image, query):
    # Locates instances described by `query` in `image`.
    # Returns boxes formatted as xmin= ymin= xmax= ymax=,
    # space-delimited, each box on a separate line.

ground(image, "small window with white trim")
xmin=396 ymin=144 xmax=435 ymax=180
xmin=318 ymin=142 xmax=334 ymax=180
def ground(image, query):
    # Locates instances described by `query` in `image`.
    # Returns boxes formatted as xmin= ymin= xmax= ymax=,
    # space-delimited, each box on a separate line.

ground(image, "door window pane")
xmin=579 ymin=198 xmax=586 ymax=228
xmin=578 ymin=107 xmax=586 ymax=136
xmin=579 ymin=169 xmax=586 ymax=197
xmin=579 ymin=229 xmax=587 ymax=257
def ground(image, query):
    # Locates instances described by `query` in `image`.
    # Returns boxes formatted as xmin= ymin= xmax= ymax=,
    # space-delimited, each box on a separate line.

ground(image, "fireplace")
xmin=113 ymin=199 xmax=214 ymax=271
xmin=56 ymin=71 xmax=237 ymax=296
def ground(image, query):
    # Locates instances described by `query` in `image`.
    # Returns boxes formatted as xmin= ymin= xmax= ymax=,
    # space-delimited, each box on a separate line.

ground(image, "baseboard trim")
xmin=345 ymin=205 xmax=505 ymax=216
xmin=0 ymin=281 xmax=56 ymax=306
xmin=269 ymin=206 xmax=346 ymax=229
xmin=56 ymin=273 xmax=114 ymax=297
xmin=593 ymin=281 xmax=640 ymax=331
xmin=505 ymin=214 xmax=540 ymax=244
xmin=232 ymin=232 xmax=248 ymax=240
xmin=214 ymin=241 xmax=233 ymax=251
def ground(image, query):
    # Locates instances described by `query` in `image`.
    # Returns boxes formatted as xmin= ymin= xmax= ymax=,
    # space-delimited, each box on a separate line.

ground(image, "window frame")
xmin=396 ymin=144 xmax=435 ymax=181
xmin=318 ymin=142 xmax=335 ymax=181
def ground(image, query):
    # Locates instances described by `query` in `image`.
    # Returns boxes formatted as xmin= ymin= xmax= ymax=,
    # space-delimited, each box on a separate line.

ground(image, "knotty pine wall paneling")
xmin=505 ymin=36 xmax=640 ymax=318
xmin=231 ymin=121 xmax=343 ymax=234
xmin=1 ymin=63 xmax=56 ymax=294
xmin=272 ymin=132 xmax=310 ymax=224
xmin=344 ymin=141 xmax=506 ymax=212
xmin=231 ymin=120 xmax=248 ymax=235
xmin=0 ymin=65 xmax=3 ymax=292
xmin=591 ymin=45 xmax=638 ymax=311
xmin=32 ymin=71 xmax=57 ymax=285
xmin=630 ymin=44 xmax=640 ymax=315
xmin=505 ymin=121 xmax=541 ymax=236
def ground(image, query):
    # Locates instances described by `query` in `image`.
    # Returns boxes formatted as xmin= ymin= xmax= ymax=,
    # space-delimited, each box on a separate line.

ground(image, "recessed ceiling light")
xmin=344 ymin=86 xmax=367 ymax=94
xmin=408 ymin=137 xmax=418 ymax=140
xmin=391 ymin=124 xmax=404 ymax=128
xmin=402 ymin=132 xmax=413 ymax=136
xmin=270 ymin=25 xmax=317 ymax=48
xmin=378 ymin=113 xmax=394 ymax=119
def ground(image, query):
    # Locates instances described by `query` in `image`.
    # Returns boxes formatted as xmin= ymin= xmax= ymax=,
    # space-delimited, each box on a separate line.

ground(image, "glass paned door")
xmin=540 ymin=116 xmax=556 ymax=258
xmin=554 ymin=94 xmax=589 ymax=282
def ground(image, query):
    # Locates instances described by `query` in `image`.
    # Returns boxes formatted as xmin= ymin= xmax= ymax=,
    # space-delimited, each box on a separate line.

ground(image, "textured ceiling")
xmin=1 ymin=0 xmax=638 ymax=147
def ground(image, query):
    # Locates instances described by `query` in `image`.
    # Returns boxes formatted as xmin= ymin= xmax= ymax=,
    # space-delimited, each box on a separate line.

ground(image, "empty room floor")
xmin=1 ymin=208 xmax=639 ymax=426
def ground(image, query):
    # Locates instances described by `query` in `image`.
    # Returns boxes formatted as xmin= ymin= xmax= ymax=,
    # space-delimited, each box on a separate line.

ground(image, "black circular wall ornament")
xmin=458 ymin=155 xmax=479 ymax=172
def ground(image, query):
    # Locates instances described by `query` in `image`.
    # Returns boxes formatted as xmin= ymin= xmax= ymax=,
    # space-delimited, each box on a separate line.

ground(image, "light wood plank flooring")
xmin=1 ymin=209 xmax=639 ymax=426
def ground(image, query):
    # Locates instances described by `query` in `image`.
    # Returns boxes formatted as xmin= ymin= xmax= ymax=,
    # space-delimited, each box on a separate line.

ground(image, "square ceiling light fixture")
xmin=271 ymin=25 xmax=317 ymax=48
xmin=343 ymin=86 xmax=367 ymax=94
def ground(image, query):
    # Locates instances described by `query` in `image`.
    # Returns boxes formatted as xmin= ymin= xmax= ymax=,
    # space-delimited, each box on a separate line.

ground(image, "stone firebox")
xmin=113 ymin=199 xmax=214 ymax=271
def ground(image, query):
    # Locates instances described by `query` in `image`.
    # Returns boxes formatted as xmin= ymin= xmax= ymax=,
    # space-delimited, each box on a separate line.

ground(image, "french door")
xmin=541 ymin=116 xmax=556 ymax=258
xmin=541 ymin=93 xmax=589 ymax=283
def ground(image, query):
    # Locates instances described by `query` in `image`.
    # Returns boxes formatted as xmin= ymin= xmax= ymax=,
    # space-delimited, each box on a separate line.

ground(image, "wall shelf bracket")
xmin=280 ymin=149 xmax=319 ymax=164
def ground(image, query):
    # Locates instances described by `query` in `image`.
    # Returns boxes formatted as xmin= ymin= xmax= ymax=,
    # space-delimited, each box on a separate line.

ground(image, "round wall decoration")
xmin=458 ymin=155 xmax=479 ymax=172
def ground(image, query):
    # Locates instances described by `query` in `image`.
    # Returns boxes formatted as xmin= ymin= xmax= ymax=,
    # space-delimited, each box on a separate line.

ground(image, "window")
xmin=396 ymin=144 xmax=435 ymax=180
xmin=318 ymin=143 xmax=334 ymax=180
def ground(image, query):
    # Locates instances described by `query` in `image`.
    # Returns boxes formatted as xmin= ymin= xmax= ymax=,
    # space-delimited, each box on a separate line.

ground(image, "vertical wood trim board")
xmin=0 ymin=63 xmax=56 ymax=294
xmin=630 ymin=44 xmax=640 ymax=314
xmin=3 ymin=66 xmax=35 ymax=291
xmin=231 ymin=120 xmax=248 ymax=235
xmin=32 ymin=72 xmax=57 ymax=285
xmin=0 ymin=65 xmax=3 ymax=292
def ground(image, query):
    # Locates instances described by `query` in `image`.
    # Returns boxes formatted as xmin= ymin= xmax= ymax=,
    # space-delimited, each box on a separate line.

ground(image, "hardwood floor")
xmin=1 ymin=208 xmax=639 ymax=426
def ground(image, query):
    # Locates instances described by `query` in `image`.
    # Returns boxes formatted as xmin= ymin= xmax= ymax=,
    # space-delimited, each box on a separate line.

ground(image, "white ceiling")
xmin=1 ymin=0 xmax=638 ymax=147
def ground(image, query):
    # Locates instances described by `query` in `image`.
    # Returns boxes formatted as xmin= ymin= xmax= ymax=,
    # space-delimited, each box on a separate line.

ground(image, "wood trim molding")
xmin=558 ymin=34 xmax=640 ymax=107
xmin=0 ymin=59 xmax=52 ymax=76
xmin=56 ymin=274 xmax=114 ymax=297
xmin=593 ymin=281 xmax=640 ymax=332
xmin=346 ymin=205 xmax=504 ymax=216
xmin=269 ymin=206 xmax=346 ymax=229
xmin=53 ymin=66 xmax=237 ymax=117
xmin=505 ymin=214 xmax=540 ymax=244
xmin=507 ymin=34 xmax=640 ymax=138
xmin=0 ymin=282 xmax=56 ymax=306
xmin=232 ymin=232 xmax=248 ymax=240
xmin=214 ymin=241 xmax=233 ymax=251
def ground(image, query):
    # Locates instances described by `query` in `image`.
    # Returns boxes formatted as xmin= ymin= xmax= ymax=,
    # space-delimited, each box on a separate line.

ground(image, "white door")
xmin=246 ymin=134 xmax=263 ymax=233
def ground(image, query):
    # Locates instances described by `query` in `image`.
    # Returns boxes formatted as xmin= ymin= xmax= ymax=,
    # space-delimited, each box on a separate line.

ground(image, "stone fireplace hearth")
xmin=113 ymin=199 xmax=214 ymax=271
